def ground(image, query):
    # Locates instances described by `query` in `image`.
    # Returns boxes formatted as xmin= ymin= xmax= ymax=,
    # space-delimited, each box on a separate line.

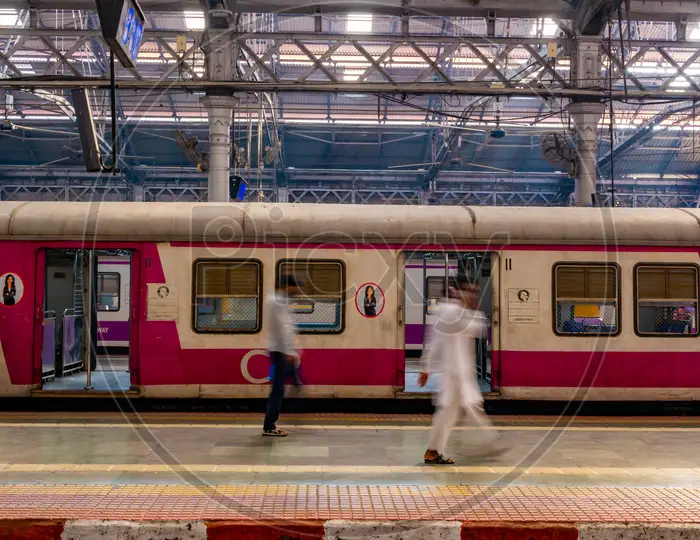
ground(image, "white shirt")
xmin=421 ymin=299 xmax=488 ymax=408
xmin=265 ymin=292 xmax=299 ymax=356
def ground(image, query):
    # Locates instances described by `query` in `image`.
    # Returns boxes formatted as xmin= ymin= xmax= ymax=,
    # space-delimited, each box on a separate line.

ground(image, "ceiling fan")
xmin=174 ymin=130 xmax=208 ymax=172
xmin=540 ymin=132 xmax=576 ymax=176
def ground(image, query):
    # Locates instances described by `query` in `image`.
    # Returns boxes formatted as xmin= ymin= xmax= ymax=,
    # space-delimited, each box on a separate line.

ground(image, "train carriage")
xmin=0 ymin=201 xmax=699 ymax=400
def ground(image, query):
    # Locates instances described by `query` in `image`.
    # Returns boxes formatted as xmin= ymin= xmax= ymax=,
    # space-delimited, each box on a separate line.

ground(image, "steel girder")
xmin=4 ymin=28 xmax=700 ymax=100
xmin=598 ymin=103 xmax=697 ymax=171
xmin=0 ymin=178 xmax=693 ymax=208
xmin=0 ymin=183 xmax=128 ymax=202
xmin=1 ymin=1 xmax=699 ymax=21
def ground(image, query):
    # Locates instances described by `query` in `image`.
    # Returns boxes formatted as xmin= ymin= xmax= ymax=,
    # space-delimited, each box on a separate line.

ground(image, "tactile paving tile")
xmin=0 ymin=485 xmax=699 ymax=522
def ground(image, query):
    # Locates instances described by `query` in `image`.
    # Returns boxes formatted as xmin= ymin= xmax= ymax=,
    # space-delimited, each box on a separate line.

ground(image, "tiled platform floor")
xmin=0 ymin=484 xmax=699 ymax=522
xmin=0 ymin=413 xmax=699 ymax=521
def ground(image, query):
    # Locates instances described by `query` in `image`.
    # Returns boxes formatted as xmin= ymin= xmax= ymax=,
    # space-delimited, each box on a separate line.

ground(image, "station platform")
xmin=0 ymin=412 xmax=699 ymax=538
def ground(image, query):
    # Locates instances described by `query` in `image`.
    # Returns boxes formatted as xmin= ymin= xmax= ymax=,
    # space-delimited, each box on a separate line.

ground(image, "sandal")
xmin=262 ymin=428 xmax=288 ymax=437
xmin=424 ymin=453 xmax=455 ymax=465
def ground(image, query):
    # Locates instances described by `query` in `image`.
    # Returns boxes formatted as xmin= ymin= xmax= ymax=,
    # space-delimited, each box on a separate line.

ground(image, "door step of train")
xmin=395 ymin=392 xmax=432 ymax=399
xmin=30 ymin=389 xmax=140 ymax=398
xmin=396 ymin=391 xmax=501 ymax=400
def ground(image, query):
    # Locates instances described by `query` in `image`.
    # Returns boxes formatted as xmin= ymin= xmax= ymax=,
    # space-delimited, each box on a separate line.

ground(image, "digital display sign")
xmin=229 ymin=175 xmax=248 ymax=201
xmin=96 ymin=0 xmax=146 ymax=69
xmin=120 ymin=3 xmax=144 ymax=63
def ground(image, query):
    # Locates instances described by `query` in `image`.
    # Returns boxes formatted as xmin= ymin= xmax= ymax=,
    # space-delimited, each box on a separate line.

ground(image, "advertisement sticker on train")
xmin=355 ymin=282 xmax=385 ymax=318
xmin=147 ymin=283 xmax=178 ymax=321
xmin=0 ymin=273 xmax=23 ymax=307
xmin=508 ymin=288 xmax=539 ymax=323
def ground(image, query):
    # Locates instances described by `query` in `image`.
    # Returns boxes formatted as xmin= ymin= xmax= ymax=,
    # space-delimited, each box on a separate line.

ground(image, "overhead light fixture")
xmin=184 ymin=10 xmax=205 ymax=30
xmin=347 ymin=13 xmax=372 ymax=33
xmin=0 ymin=9 xmax=19 ymax=27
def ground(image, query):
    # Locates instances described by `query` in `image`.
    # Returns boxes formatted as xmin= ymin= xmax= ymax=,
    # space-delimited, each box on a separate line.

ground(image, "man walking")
xmin=262 ymin=275 xmax=304 ymax=437
xmin=418 ymin=276 xmax=496 ymax=464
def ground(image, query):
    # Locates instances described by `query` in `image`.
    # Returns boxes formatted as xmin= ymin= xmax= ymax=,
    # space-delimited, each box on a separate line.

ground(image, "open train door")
xmin=36 ymin=248 xmax=139 ymax=394
xmin=401 ymin=251 xmax=496 ymax=395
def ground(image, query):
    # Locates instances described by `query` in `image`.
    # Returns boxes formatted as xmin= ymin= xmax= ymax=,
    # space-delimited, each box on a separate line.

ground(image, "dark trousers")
xmin=263 ymin=351 xmax=301 ymax=431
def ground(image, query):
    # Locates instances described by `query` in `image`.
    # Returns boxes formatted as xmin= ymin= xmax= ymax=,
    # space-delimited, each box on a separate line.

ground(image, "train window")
xmin=554 ymin=264 xmax=619 ymax=335
xmin=97 ymin=273 xmax=120 ymax=312
xmin=193 ymin=260 xmax=262 ymax=333
xmin=635 ymin=265 xmax=699 ymax=336
xmin=277 ymin=260 xmax=344 ymax=334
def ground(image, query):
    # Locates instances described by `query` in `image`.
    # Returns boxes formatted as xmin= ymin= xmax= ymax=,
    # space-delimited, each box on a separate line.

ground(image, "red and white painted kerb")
xmin=8 ymin=520 xmax=700 ymax=539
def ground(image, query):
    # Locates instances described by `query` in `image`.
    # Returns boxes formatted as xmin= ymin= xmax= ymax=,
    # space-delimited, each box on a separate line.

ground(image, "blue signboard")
xmin=236 ymin=180 xmax=247 ymax=201
xmin=130 ymin=23 xmax=144 ymax=60
xmin=96 ymin=0 xmax=145 ymax=69
xmin=121 ymin=7 xmax=134 ymax=45
xmin=230 ymin=175 xmax=248 ymax=201
xmin=120 ymin=4 xmax=144 ymax=62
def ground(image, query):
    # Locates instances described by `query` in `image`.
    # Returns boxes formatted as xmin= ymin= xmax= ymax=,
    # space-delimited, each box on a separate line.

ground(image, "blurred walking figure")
xmin=418 ymin=276 xmax=497 ymax=464
xmin=262 ymin=275 xmax=304 ymax=437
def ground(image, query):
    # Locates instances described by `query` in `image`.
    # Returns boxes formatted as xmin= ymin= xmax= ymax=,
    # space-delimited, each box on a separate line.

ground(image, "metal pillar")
xmin=201 ymin=95 xmax=238 ymax=202
xmin=201 ymin=5 xmax=237 ymax=203
xmin=567 ymin=101 xmax=605 ymax=206
xmin=444 ymin=252 xmax=450 ymax=300
xmin=84 ymin=250 xmax=94 ymax=391
xmin=566 ymin=32 xmax=605 ymax=207
xmin=131 ymin=184 xmax=145 ymax=202
xmin=570 ymin=36 xmax=603 ymax=89
xmin=276 ymin=187 xmax=289 ymax=203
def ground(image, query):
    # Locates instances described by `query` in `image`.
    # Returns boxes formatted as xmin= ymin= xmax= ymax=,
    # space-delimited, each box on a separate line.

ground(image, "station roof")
xmin=0 ymin=2 xmax=699 ymax=206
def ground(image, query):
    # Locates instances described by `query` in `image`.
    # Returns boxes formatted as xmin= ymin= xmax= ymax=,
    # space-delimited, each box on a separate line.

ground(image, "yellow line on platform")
xmin=0 ymin=422 xmax=696 ymax=432
xmin=0 ymin=463 xmax=696 ymax=477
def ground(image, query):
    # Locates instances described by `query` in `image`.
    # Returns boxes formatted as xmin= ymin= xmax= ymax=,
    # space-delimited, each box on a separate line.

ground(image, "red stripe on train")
xmin=499 ymin=350 xmax=700 ymax=388
xmin=140 ymin=323 xmax=401 ymax=386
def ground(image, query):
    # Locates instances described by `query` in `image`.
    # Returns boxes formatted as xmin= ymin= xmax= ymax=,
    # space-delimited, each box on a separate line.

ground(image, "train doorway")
xmin=402 ymin=251 xmax=496 ymax=394
xmin=40 ymin=249 xmax=133 ymax=392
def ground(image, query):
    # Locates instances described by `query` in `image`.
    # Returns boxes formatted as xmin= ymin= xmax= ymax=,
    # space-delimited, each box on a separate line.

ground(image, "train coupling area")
xmin=0 ymin=413 xmax=700 ymax=539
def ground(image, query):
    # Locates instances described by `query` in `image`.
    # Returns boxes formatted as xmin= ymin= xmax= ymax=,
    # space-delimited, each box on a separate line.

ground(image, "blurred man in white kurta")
xmin=418 ymin=276 xmax=497 ymax=464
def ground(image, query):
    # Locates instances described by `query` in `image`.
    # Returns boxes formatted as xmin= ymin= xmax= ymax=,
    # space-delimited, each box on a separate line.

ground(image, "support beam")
xmin=657 ymin=135 xmax=683 ymax=177
xmin=566 ymin=23 xmax=606 ymax=206
xmin=600 ymin=42 xmax=646 ymax=90
xmin=6 ymin=29 xmax=700 ymax=98
xmin=7 ymin=78 xmax=700 ymax=100
xmin=0 ymin=0 xmax=582 ymax=18
xmin=567 ymin=101 xmax=606 ymax=206
xmin=2 ymin=27 xmax=700 ymax=48
xmin=201 ymin=95 xmax=237 ymax=203
xmin=2 ymin=0 xmax=698 ymax=23
xmin=570 ymin=36 xmax=603 ymax=88
xmin=201 ymin=0 xmax=237 ymax=203
xmin=574 ymin=0 xmax=615 ymax=35
xmin=598 ymin=103 xmax=695 ymax=170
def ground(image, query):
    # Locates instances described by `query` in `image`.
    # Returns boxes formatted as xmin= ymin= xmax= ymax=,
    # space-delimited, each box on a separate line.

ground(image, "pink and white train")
xmin=1 ymin=201 xmax=699 ymax=400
